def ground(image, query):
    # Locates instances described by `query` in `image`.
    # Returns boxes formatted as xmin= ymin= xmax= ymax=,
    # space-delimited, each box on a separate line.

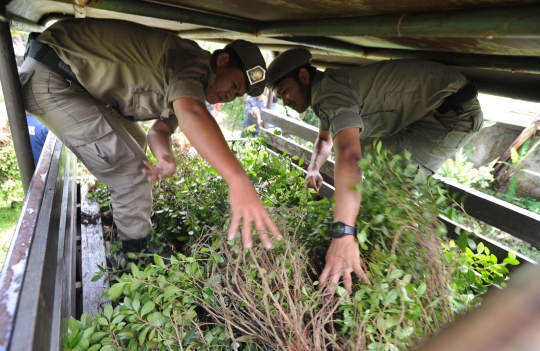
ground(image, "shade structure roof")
xmin=4 ymin=0 xmax=540 ymax=102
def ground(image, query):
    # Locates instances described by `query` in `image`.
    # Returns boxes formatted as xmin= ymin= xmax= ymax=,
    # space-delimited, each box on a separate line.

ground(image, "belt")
xmin=436 ymin=81 xmax=478 ymax=115
xmin=25 ymin=39 xmax=82 ymax=86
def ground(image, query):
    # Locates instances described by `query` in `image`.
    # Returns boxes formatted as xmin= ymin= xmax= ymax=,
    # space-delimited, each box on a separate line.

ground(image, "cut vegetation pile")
xmin=66 ymin=140 xmax=516 ymax=351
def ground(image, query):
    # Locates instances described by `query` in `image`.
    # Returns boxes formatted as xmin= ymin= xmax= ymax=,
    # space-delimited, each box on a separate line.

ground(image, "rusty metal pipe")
xmin=273 ymin=37 xmax=540 ymax=74
xmin=257 ymin=4 xmax=540 ymax=39
xmin=364 ymin=48 xmax=540 ymax=75
xmin=53 ymin=0 xmax=254 ymax=33
xmin=177 ymin=29 xmax=248 ymax=39
xmin=7 ymin=17 xmax=45 ymax=33
xmin=0 ymin=17 xmax=35 ymax=194
xmin=176 ymin=29 xmax=540 ymax=74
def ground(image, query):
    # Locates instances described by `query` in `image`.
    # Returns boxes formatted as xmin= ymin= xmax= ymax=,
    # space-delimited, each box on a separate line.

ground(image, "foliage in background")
xmin=0 ymin=201 xmax=22 ymax=270
xmin=220 ymin=96 xmax=247 ymax=134
xmin=437 ymin=143 xmax=540 ymax=262
xmin=0 ymin=141 xmax=24 ymax=270
xmin=444 ymin=205 xmax=540 ymax=262
xmin=491 ymin=139 xmax=540 ymax=202
xmin=66 ymin=140 xmax=516 ymax=351
xmin=300 ymin=107 xmax=319 ymax=127
xmin=437 ymin=148 xmax=493 ymax=189
xmin=0 ymin=141 xmax=24 ymax=204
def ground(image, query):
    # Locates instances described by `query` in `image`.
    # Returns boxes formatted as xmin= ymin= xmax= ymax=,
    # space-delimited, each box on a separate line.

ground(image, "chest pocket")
xmin=361 ymin=92 xmax=420 ymax=138
xmin=360 ymin=111 xmax=399 ymax=138
xmin=133 ymin=89 xmax=166 ymax=121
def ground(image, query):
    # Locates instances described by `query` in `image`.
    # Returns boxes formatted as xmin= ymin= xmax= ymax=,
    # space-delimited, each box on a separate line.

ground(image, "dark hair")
xmin=272 ymin=95 xmax=278 ymax=103
xmin=211 ymin=48 xmax=243 ymax=70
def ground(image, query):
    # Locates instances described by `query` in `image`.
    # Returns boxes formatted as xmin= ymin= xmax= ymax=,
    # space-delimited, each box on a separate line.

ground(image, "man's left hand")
xmin=318 ymin=236 xmax=370 ymax=298
xmin=142 ymin=155 xmax=176 ymax=182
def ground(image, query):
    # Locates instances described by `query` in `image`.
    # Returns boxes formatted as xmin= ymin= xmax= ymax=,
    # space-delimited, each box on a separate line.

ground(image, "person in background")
xmin=270 ymin=95 xmax=287 ymax=116
xmin=26 ymin=113 xmax=49 ymax=167
xmin=214 ymin=102 xmax=222 ymax=119
xmin=205 ymin=101 xmax=216 ymax=118
xmin=241 ymin=94 xmax=266 ymax=137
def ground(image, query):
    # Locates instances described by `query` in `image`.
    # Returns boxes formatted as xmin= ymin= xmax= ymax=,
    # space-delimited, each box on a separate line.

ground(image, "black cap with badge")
xmin=224 ymin=40 xmax=267 ymax=97
xmin=266 ymin=48 xmax=312 ymax=89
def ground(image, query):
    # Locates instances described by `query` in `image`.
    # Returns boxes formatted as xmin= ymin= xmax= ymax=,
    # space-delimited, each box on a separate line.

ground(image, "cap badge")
xmin=246 ymin=66 xmax=266 ymax=85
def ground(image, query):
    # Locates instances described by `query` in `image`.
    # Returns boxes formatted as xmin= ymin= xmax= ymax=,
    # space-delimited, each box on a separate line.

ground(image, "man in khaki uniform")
xmin=20 ymin=18 xmax=281 ymax=259
xmin=266 ymin=48 xmax=483 ymax=296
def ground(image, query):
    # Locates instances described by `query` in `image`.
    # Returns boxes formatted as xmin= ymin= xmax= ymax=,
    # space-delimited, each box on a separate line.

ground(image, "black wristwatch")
xmin=328 ymin=221 xmax=359 ymax=238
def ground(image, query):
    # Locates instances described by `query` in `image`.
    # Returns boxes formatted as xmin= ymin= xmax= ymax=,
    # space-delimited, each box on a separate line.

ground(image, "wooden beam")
xmin=80 ymin=183 xmax=109 ymax=318
xmin=435 ymin=176 xmax=540 ymax=248
xmin=49 ymin=150 xmax=78 ymax=351
xmin=261 ymin=109 xmax=319 ymax=143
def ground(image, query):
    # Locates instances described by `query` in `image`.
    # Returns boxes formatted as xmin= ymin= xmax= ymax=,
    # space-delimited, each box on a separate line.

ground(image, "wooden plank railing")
xmin=261 ymin=109 xmax=540 ymax=265
xmin=80 ymin=183 xmax=109 ymax=318
xmin=0 ymin=134 xmax=79 ymax=351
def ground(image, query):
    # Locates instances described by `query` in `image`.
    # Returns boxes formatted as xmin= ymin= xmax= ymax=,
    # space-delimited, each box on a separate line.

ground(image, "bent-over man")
xmin=20 ymin=18 xmax=281 ymax=262
xmin=267 ymin=48 xmax=483 ymax=296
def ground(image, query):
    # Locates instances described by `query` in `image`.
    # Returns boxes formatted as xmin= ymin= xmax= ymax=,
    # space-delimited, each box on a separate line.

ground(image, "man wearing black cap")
xmin=267 ymin=48 xmax=483 ymax=295
xmin=19 ymin=18 xmax=281 ymax=261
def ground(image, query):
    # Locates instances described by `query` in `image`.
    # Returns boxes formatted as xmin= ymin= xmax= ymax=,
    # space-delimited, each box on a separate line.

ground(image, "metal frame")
xmin=0 ymin=17 xmax=35 ymax=193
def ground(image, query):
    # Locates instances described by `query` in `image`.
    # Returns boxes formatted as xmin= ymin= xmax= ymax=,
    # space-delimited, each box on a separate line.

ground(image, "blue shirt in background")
xmin=26 ymin=114 xmax=49 ymax=167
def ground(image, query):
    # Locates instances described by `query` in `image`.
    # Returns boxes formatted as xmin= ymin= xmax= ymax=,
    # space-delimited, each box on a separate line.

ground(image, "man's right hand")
xmin=226 ymin=176 xmax=282 ymax=249
xmin=172 ymin=98 xmax=283 ymax=250
xmin=305 ymin=169 xmax=324 ymax=192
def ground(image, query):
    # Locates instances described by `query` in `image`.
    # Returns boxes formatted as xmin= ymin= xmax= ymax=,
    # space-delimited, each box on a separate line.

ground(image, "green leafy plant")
xmin=67 ymin=139 xmax=516 ymax=351
xmin=437 ymin=148 xmax=493 ymax=189
xmin=499 ymin=139 xmax=540 ymax=202
xmin=0 ymin=141 xmax=24 ymax=204
xmin=220 ymin=96 xmax=247 ymax=133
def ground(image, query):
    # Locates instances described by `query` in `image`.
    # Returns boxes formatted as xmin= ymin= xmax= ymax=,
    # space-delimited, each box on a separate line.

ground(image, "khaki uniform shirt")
xmin=311 ymin=60 xmax=469 ymax=138
xmin=38 ymin=18 xmax=214 ymax=132
xmin=310 ymin=60 xmax=480 ymax=172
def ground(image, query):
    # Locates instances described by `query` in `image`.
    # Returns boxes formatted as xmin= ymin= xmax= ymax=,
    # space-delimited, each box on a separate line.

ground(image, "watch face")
xmin=329 ymin=221 xmax=358 ymax=237
xmin=330 ymin=222 xmax=344 ymax=236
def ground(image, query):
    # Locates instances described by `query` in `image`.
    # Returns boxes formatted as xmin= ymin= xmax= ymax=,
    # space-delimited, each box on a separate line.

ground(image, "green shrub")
xmin=69 ymin=140 xmax=515 ymax=351
xmin=437 ymin=148 xmax=493 ymax=189
xmin=0 ymin=141 xmax=24 ymax=204
xmin=220 ymin=97 xmax=247 ymax=133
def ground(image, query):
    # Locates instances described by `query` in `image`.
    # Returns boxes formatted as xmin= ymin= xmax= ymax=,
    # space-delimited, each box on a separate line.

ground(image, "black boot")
xmin=122 ymin=236 xmax=151 ymax=267
xmin=121 ymin=237 xmax=169 ymax=268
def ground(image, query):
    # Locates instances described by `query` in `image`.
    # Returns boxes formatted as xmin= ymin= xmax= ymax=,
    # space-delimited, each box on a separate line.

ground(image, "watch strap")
xmin=329 ymin=221 xmax=359 ymax=238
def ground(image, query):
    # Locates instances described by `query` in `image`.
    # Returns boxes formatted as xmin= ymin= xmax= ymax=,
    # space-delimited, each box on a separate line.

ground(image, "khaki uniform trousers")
xmin=20 ymin=58 xmax=152 ymax=241
xmin=361 ymin=98 xmax=484 ymax=177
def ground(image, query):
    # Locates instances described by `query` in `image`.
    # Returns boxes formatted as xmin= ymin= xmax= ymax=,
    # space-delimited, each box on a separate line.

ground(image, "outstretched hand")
xmin=226 ymin=179 xmax=282 ymax=249
xmin=142 ymin=155 xmax=177 ymax=182
xmin=318 ymin=236 xmax=371 ymax=299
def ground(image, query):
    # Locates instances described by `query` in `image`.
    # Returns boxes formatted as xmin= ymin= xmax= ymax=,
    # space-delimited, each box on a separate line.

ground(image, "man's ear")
xmin=216 ymin=52 xmax=230 ymax=67
xmin=298 ymin=68 xmax=311 ymax=85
